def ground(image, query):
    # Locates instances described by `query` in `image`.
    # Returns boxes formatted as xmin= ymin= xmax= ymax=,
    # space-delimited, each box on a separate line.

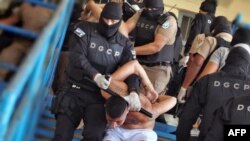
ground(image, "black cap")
xmin=210 ymin=16 xmax=231 ymax=36
xmin=101 ymin=2 xmax=122 ymax=20
xmin=144 ymin=0 xmax=164 ymax=8
xmin=231 ymin=27 xmax=250 ymax=46
xmin=200 ymin=0 xmax=217 ymax=14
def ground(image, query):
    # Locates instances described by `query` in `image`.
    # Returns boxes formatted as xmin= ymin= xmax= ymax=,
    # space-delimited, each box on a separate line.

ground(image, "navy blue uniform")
xmin=67 ymin=21 xmax=135 ymax=89
xmin=176 ymin=66 xmax=250 ymax=141
xmin=53 ymin=21 xmax=135 ymax=141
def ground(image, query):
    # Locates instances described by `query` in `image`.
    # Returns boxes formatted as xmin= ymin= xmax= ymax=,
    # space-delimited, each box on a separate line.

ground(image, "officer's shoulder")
xmin=114 ymin=32 xmax=132 ymax=47
xmin=72 ymin=21 xmax=95 ymax=38
xmin=157 ymin=12 xmax=175 ymax=30
xmin=205 ymin=36 xmax=217 ymax=45
xmin=194 ymin=13 xmax=208 ymax=21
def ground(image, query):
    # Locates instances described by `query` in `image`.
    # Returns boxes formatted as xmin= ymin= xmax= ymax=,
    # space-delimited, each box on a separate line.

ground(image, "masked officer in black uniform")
xmin=176 ymin=27 xmax=250 ymax=141
xmin=205 ymin=95 xmax=250 ymax=141
xmin=134 ymin=0 xmax=177 ymax=96
xmin=52 ymin=2 xmax=141 ymax=141
xmin=179 ymin=0 xmax=217 ymax=67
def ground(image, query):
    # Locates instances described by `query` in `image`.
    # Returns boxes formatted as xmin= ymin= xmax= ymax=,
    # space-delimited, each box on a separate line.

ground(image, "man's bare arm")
xmin=181 ymin=53 xmax=205 ymax=88
xmin=197 ymin=61 xmax=219 ymax=80
xmin=151 ymin=95 xmax=177 ymax=119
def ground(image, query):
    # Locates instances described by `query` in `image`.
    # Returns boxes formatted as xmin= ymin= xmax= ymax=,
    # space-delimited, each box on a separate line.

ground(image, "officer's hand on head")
xmin=179 ymin=55 xmax=189 ymax=67
xmin=177 ymin=87 xmax=187 ymax=103
xmin=123 ymin=92 xmax=141 ymax=111
xmin=94 ymin=73 xmax=112 ymax=90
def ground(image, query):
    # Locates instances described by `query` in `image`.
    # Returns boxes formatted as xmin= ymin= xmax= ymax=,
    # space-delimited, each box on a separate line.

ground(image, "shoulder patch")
xmin=162 ymin=21 xmax=170 ymax=29
xmin=74 ymin=27 xmax=85 ymax=37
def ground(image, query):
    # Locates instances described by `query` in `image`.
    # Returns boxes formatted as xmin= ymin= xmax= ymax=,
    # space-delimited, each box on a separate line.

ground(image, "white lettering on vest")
xmin=237 ymin=104 xmax=244 ymax=111
xmin=213 ymin=80 xmax=250 ymax=91
xmin=90 ymin=42 xmax=121 ymax=57
xmin=90 ymin=42 xmax=96 ymax=48
xmin=107 ymin=49 xmax=112 ymax=55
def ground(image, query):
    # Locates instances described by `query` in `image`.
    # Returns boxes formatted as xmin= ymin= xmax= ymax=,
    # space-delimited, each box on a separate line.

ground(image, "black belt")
xmin=140 ymin=61 xmax=171 ymax=67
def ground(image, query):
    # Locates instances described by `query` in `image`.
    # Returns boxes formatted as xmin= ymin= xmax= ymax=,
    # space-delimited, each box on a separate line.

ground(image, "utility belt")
xmin=69 ymin=83 xmax=97 ymax=92
xmin=67 ymin=78 xmax=98 ymax=92
xmin=140 ymin=61 xmax=172 ymax=67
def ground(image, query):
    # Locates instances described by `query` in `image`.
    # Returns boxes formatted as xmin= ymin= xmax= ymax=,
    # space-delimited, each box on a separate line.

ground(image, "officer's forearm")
xmin=197 ymin=61 xmax=219 ymax=80
xmin=80 ymin=57 xmax=99 ymax=79
xmin=126 ymin=11 xmax=141 ymax=33
xmin=181 ymin=54 xmax=204 ymax=88
xmin=135 ymin=43 xmax=162 ymax=55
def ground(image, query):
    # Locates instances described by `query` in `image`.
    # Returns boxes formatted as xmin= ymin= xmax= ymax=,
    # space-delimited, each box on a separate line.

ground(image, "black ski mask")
xmin=98 ymin=2 xmax=122 ymax=38
xmin=231 ymin=27 xmax=250 ymax=46
xmin=210 ymin=16 xmax=231 ymax=36
xmin=200 ymin=0 xmax=217 ymax=15
xmin=142 ymin=8 xmax=163 ymax=20
xmin=222 ymin=47 xmax=250 ymax=74
xmin=143 ymin=0 xmax=164 ymax=20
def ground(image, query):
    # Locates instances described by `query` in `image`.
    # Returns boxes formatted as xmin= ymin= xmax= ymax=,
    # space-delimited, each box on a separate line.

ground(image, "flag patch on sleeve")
xmin=74 ymin=28 xmax=85 ymax=37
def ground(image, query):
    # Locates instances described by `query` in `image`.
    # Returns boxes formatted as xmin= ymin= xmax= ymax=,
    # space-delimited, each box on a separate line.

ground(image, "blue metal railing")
xmin=0 ymin=0 xmax=74 ymax=140
xmin=25 ymin=0 xmax=57 ymax=10
xmin=0 ymin=24 xmax=39 ymax=39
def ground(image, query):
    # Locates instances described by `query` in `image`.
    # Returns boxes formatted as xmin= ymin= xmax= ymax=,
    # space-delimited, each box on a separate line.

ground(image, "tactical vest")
xmin=199 ymin=72 xmax=250 ymax=140
xmin=67 ymin=23 xmax=125 ymax=84
xmin=88 ymin=34 xmax=124 ymax=74
xmin=134 ymin=16 xmax=174 ymax=63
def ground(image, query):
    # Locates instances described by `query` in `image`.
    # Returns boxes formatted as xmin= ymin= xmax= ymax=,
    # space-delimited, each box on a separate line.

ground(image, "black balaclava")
xmin=231 ymin=27 xmax=250 ymax=46
xmin=210 ymin=16 xmax=231 ymax=36
xmin=143 ymin=0 xmax=164 ymax=20
xmin=98 ymin=2 xmax=122 ymax=38
xmin=222 ymin=47 xmax=250 ymax=74
xmin=200 ymin=0 xmax=217 ymax=15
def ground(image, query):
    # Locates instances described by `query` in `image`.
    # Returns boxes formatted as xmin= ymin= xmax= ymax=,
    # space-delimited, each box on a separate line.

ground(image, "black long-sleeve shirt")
xmin=66 ymin=21 xmax=136 ymax=91
xmin=176 ymin=70 xmax=250 ymax=141
xmin=205 ymin=95 xmax=250 ymax=141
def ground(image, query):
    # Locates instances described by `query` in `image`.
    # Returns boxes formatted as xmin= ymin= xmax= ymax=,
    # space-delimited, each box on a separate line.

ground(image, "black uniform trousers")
xmin=53 ymin=84 xmax=106 ymax=141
